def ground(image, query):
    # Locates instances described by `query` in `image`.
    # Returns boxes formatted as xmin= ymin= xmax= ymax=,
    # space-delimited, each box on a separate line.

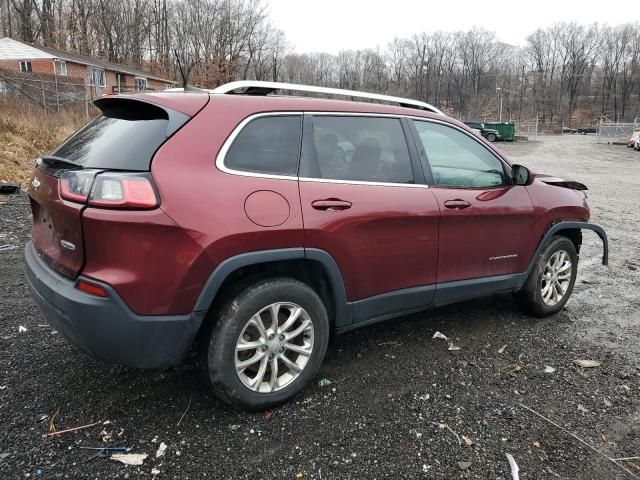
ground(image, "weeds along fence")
xmin=0 ymin=68 xmax=99 ymax=119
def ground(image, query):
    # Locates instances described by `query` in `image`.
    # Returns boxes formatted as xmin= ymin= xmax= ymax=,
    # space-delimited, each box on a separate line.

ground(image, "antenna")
xmin=173 ymin=49 xmax=187 ymax=89
xmin=172 ymin=49 xmax=205 ymax=93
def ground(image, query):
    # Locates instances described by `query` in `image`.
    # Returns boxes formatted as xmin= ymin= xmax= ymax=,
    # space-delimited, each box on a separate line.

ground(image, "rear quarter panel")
xmin=149 ymin=96 xmax=305 ymax=314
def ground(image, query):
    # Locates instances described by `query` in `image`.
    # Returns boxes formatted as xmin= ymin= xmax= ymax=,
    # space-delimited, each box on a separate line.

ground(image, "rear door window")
xmin=52 ymin=100 xmax=184 ymax=171
xmin=223 ymin=115 xmax=302 ymax=176
xmin=301 ymin=116 xmax=415 ymax=184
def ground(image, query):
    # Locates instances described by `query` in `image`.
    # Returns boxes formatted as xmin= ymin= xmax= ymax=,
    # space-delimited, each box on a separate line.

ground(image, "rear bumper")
xmin=24 ymin=241 xmax=204 ymax=368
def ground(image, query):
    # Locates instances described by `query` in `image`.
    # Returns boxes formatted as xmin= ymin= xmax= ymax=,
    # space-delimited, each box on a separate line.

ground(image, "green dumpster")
xmin=484 ymin=122 xmax=515 ymax=141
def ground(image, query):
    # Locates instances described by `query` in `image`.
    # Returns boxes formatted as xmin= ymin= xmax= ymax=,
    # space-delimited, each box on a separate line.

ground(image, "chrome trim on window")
xmin=215 ymin=111 xmax=509 ymax=187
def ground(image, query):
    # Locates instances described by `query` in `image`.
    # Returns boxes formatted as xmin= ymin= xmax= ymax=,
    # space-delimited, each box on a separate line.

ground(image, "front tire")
xmin=513 ymin=236 xmax=578 ymax=317
xmin=201 ymin=278 xmax=329 ymax=411
xmin=486 ymin=133 xmax=497 ymax=142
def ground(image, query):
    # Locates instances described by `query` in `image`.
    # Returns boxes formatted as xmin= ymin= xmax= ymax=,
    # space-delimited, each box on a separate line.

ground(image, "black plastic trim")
xmin=351 ymin=284 xmax=435 ymax=322
xmin=432 ymin=273 xmax=526 ymax=306
xmin=192 ymin=248 xmax=306 ymax=312
xmin=24 ymin=241 xmax=202 ymax=368
xmin=527 ymin=221 xmax=608 ymax=270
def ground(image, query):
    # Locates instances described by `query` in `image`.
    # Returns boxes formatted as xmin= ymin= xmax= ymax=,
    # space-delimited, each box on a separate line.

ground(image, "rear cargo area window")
xmin=224 ymin=116 xmax=302 ymax=176
xmin=51 ymin=101 xmax=172 ymax=171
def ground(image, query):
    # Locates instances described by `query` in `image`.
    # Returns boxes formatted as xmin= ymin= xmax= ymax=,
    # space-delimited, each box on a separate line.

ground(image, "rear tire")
xmin=200 ymin=277 xmax=329 ymax=411
xmin=513 ymin=236 xmax=578 ymax=317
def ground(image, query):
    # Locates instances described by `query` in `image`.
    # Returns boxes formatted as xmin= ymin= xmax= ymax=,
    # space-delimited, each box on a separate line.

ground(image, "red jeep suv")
xmin=25 ymin=81 xmax=608 ymax=410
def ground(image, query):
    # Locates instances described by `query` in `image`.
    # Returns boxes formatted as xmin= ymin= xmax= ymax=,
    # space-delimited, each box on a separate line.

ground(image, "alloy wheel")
xmin=541 ymin=250 xmax=572 ymax=306
xmin=235 ymin=302 xmax=314 ymax=393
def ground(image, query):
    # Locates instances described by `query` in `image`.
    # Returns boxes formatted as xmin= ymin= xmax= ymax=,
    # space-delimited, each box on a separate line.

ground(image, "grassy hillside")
xmin=0 ymin=99 xmax=87 ymax=187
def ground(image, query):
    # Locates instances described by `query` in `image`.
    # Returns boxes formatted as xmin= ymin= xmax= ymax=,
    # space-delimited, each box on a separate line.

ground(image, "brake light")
xmin=58 ymin=171 xmax=159 ymax=209
xmin=89 ymin=173 xmax=159 ymax=209
xmin=76 ymin=279 xmax=108 ymax=298
xmin=59 ymin=170 xmax=98 ymax=203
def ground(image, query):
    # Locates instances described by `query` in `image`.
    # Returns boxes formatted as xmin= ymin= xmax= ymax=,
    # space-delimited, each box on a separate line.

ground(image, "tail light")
xmin=59 ymin=170 xmax=99 ymax=203
xmin=59 ymin=171 xmax=159 ymax=209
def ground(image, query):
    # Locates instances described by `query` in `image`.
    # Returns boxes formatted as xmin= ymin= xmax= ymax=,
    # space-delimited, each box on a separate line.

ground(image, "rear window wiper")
xmin=39 ymin=155 xmax=83 ymax=169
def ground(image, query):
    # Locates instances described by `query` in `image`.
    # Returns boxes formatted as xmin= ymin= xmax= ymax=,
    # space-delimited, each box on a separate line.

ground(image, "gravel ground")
xmin=0 ymin=135 xmax=639 ymax=479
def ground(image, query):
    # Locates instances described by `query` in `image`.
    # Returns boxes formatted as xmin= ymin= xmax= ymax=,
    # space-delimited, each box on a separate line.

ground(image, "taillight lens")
xmin=89 ymin=173 xmax=158 ymax=209
xmin=59 ymin=170 xmax=99 ymax=203
xmin=58 ymin=171 xmax=159 ymax=209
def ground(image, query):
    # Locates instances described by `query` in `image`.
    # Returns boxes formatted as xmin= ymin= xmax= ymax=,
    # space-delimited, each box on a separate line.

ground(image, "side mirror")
xmin=512 ymin=164 xmax=531 ymax=186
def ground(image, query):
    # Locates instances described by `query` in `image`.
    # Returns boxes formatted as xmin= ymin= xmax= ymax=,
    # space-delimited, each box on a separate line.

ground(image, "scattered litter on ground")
xmin=79 ymin=446 xmax=128 ymax=452
xmin=544 ymin=366 xmax=556 ymax=373
xmin=229 ymin=425 xmax=240 ymax=431
xmin=577 ymin=404 xmax=589 ymax=414
xmin=418 ymin=393 xmax=430 ymax=401
xmin=432 ymin=331 xmax=448 ymax=341
xmin=573 ymin=359 xmax=601 ymax=368
xmin=612 ymin=457 xmax=640 ymax=462
xmin=18 ymin=326 xmax=27 ymax=333
xmin=434 ymin=422 xmax=461 ymax=445
xmin=151 ymin=467 xmax=161 ymax=475
xmin=533 ymin=441 xmax=541 ymax=448
xmin=111 ymin=453 xmax=148 ymax=466
xmin=458 ymin=461 xmax=472 ymax=471
xmin=0 ymin=386 xmax=7 ymax=390
xmin=36 ymin=468 xmax=43 ymax=477
xmin=604 ymin=398 xmax=613 ymax=407
xmin=447 ymin=343 xmax=461 ymax=351
xmin=263 ymin=411 xmax=273 ymax=420
xmin=177 ymin=398 xmax=192 ymax=427
xmin=156 ymin=442 xmax=167 ymax=458
xmin=506 ymin=453 xmax=520 ymax=480
xmin=462 ymin=435 xmax=474 ymax=446
xmin=0 ymin=245 xmax=17 ymax=252
xmin=295 ymin=473 xmax=303 ymax=479
xmin=48 ymin=408 xmax=60 ymax=433
xmin=378 ymin=341 xmax=401 ymax=346
xmin=519 ymin=403 xmax=637 ymax=478
xmin=498 ymin=344 xmax=507 ymax=354
xmin=505 ymin=363 xmax=522 ymax=375
xmin=318 ymin=378 xmax=332 ymax=387
xmin=0 ymin=183 xmax=19 ymax=194
xmin=0 ymin=453 xmax=10 ymax=461
xmin=42 ymin=421 xmax=100 ymax=438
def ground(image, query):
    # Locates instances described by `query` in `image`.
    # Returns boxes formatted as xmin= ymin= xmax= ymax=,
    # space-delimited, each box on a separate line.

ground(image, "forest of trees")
xmin=1 ymin=0 xmax=640 ymax=124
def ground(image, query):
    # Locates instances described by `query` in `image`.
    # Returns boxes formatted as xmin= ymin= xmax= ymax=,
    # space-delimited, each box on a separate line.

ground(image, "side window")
xmin=224 ymin=115 xmax=301 ymax=176
xmin=303 ymin=116 xmax=414 ymax=184
xmin=413 ymin=120 xmax=506 ymax=188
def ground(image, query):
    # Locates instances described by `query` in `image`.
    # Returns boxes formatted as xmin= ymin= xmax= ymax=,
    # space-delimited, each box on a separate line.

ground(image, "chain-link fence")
xmin=0 ymin=68 xmax=97 ymax=118
xmin=596 ymin=120 xmax=638 ymax=143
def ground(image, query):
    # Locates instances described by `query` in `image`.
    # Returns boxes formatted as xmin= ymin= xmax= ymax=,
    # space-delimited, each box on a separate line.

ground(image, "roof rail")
xmin=211 ymin=80 xmax=444 ymax=115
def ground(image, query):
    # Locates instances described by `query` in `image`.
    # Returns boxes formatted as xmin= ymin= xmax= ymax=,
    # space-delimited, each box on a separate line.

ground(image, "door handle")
xmin=444 ymin=199 xmax=472 ymax=210
xmin=311 ymin=199 xmax=352 ymax=211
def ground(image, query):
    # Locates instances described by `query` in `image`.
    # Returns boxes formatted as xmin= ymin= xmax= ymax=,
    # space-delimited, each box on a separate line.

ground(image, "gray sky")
xmin=269 ymin=0 xmax=634 ymax=53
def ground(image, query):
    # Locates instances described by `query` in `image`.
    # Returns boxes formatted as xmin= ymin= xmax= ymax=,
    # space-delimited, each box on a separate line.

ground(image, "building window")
xmin=19 ymin=60 xmax=32 ymax=73
xmin=134 ymin=77 xmax=147 ymax=91
xmin=89 ymin=67 xmax=106 ymax=87
xmin=54 ymin=60 xmax=67 ymax=76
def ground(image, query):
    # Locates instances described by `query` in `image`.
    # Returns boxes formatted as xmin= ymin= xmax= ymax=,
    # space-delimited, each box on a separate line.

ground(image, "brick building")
xmin=0 ymin=37 xmax=175 ymax=98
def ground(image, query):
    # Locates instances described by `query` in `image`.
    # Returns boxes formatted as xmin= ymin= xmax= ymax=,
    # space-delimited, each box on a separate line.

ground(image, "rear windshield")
xmin=51 ymin=100 xmax=177 ymax=171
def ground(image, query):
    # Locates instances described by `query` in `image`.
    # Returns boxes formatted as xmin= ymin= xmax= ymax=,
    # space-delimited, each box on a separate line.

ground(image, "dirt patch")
xmin=0 ymin=136 xmax=639 ymax=479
